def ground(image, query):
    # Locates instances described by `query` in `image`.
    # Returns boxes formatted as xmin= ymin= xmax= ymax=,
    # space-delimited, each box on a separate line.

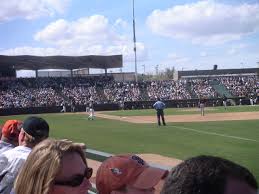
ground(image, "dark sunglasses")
xmin=54 ymin=167 xmax=93 ymax=187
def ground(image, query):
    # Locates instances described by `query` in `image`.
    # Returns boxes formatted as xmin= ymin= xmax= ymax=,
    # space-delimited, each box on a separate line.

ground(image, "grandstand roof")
xmin=178 ymin=68 xmax=259 ymax=78
xmin=0 ymin=55 xmax=122 ymax=70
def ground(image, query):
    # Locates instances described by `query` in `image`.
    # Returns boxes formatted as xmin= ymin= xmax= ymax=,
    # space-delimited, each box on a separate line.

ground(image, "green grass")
xmin=104 ymin=105 xmax=259 ymax=116
xmin=1 ymin=112 xmax=259 ymax=181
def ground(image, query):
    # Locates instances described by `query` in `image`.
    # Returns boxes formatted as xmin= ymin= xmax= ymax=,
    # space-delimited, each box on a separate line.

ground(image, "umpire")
xmin=153 ymin=98 xmax=166 ymax=126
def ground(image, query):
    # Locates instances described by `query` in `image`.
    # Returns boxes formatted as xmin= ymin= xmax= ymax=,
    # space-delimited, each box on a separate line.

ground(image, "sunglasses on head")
xmin=54 ymin=167 xmax=93 ymax=187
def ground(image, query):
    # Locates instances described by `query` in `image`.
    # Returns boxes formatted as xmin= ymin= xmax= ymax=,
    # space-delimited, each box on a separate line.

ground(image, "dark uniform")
xmin=153 ymin=99 xmax=166 ymax=126
xmin=223 ymin=95 xmax=227 ymax=110
xmin=199 ymin=98 xmax=205 ymax=116
xmin=71 ymin=100 xmax=75 ymax=112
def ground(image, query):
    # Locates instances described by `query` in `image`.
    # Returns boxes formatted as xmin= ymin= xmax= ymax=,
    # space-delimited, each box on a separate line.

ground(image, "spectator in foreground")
xmin=0 ymin=120 xmax=22 ymax=154
xmin=0 ymin=116 xmax=49 ymax=194
xmin=14 ymin=138 xmax=92 ymax=194
xmin=161 ymin=155 xmax=258 ymax=194
xmin=96 ymin=154 xmax=168 ymax=194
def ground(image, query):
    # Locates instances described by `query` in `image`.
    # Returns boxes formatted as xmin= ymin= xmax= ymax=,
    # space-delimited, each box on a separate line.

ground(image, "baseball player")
xmin=70 ymin=99 xmax=75 ymax=112
xmin=222 ymin=95 xmax=227 ymax=110
xmin=88 ymin=107 xmax=95 ymax=120
xmin=199 ymin=97 xmax=205 ymax=116
xmin=60 ymin=101 xmax=66 ymax=113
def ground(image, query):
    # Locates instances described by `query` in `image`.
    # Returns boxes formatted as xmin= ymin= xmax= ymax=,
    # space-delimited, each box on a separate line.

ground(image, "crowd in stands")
xmin=62 ymin=86 xmax=102 ymax=105
xmin=0 ymin=117 xmax=258 ymax=194
xmin=103 ymin=81 xmax=145 ymax=102
xmin=0 ymin=88 xmax=63 ymax=108
xmin=187 ymin=79 xmax=218 ymax=98
xmin=0 ymin=75 xmax=258 ymax=108
xmin=217 ymin=76 xmax=258 ymax=97
xmin=146 ymin=80 xmax=192 ymax=100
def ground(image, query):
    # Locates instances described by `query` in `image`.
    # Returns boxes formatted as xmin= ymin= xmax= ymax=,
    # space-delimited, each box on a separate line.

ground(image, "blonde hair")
xmin=14 ymin=138 xmax=87 ymax=194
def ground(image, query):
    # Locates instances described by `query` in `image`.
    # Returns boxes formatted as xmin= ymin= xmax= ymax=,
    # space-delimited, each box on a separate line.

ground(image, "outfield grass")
xmin=0 ymin=112 xmax=259 ymax=181
xmin=104 ymin=105 xmax=259 ymax=116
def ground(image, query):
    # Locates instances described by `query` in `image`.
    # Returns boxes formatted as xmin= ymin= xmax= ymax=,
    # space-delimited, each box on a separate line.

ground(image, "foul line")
xmin=171 ymin=126 xmax=259 ymax=143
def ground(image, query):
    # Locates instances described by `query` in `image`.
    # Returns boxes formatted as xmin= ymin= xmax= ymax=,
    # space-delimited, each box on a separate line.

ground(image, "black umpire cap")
xmin=22 ymin=116 xmax=49 ymax=139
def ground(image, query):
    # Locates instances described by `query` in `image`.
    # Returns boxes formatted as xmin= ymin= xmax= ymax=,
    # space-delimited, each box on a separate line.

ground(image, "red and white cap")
xmin=96 ymin=154 xmax=168 ymax=194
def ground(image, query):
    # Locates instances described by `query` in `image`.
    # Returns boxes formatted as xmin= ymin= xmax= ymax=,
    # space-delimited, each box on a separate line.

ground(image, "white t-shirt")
xmin=0 ymin=146 xmax=32 ymax=194
xmin=0 ymin=141 xmax=15 ymax=155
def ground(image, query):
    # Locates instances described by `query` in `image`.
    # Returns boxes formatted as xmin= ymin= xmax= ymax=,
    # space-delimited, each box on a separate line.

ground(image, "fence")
xmin=1 ymin=97 xmax=256 ymax=116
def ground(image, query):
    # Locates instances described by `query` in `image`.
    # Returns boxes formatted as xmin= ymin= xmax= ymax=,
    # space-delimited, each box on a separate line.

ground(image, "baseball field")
xmin=0 ymin=105 xmax=259 ymax=181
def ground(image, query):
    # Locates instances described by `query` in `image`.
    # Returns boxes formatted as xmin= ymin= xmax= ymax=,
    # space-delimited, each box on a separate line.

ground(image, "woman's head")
xmin=14 ymin=138 xmax=92 ymax=194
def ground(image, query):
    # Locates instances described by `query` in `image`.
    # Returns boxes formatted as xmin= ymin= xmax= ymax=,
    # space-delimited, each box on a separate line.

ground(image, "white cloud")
xmin=114 ymin=18 xmax=128 ymax=29
xmin=0 ymin=46 xmax=61 ymax=56
xmin=167 ymin=53 xmax=189 ymax=63
xmin=0 ymin=0 xmax=69 ymax=22
xmin=34 ymin=19 xmax=71 ymax=43
xmin=1 ymin=15 xmax=147 ymax=62
xmin=200 ymin=51 xmax=208 ymax=57
xmin=227 ymin=43 xmax=247 ymax=55
xmin=34 ymin=15 xmax=124 ymax=46
xmin=146 ymin=0 xmax=259 ymax=45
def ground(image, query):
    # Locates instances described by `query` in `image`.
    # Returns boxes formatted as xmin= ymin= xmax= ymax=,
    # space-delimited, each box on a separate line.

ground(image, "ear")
xmin=19 ymin=129 xmax=26 ymax=142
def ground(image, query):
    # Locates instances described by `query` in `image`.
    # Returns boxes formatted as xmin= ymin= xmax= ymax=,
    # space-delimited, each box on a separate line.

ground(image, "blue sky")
xmin=0 ymin=0 xmax=259 ymax=77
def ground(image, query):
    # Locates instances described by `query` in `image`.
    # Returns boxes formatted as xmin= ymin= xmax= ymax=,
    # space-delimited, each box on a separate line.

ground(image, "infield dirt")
xmin=95 ymin=111 xmax=259 ymax=123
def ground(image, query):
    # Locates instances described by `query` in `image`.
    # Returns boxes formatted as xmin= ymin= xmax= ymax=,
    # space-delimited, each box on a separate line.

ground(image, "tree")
xmin=164 ymin=67 xmax=175 ymax=79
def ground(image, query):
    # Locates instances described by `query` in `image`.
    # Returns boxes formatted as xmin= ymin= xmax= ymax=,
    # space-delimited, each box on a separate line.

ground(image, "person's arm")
xmin=162 ymin=102 xmax=166 ymax=108
xmin=0 ymin=157 xmax=8 ymax=181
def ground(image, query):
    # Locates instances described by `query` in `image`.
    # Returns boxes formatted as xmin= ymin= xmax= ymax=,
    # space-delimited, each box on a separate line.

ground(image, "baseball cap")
xmin=96 ymin=154 xmax=168 ymax=194
xmin=22 ymin=117 xmax=49 ymax=139
xmin=1 ymin=120 xmax=22 ymax=140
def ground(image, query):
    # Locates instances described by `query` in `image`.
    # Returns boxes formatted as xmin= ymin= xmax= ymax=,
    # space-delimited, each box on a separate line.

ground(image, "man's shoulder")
xmin=0 ymin=143 xmax=14 ymax=156
xmin=1 ymin=146 xmax=31 ymax=161
xmin=159 ymin=101 xmax=165 ymax=105
xmin=0 ymin=141 xmax=14 ymax=149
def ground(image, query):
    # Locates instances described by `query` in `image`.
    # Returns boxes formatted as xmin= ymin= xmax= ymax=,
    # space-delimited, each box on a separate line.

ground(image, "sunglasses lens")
xmin=86 ymin=168 xmax=93 ymax=179
xmin=70 ymin=176 xmax=85 ymax=187
xmin=55 ymin=168 xmax=93 ymax=187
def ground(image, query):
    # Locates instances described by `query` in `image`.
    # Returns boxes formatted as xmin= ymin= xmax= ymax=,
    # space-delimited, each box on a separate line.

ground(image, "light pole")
xmin=240 ymin=62 xmax=243 ymax=69
xmin=133 ymin=0 xmax=138 ymax=82
xmin=142 ymin=64 xmax=145 ymax=74
xmin=155 ymin=65 xmax=159 ymax=75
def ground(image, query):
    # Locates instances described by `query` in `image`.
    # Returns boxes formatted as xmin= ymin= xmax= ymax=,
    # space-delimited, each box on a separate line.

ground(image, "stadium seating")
xmin=0 ymin=75 xmax=258 ymax=108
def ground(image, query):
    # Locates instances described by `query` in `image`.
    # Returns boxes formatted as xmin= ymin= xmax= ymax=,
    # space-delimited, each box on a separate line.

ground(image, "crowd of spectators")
xmin=0 ymin=88 xmax=63 ymax=108
xmin=146 ymin=80 xmax=192 ymax=100
xmin=0 ymin=76 xmax=113 ymax=108
xmin=103 ymin=81 xmax=145 ymax=102
xmin=62 ymin=86 xmax=102 ymax=105
xmin=217 ymin=76 xmax=258 ymax=98
xmin=187 ymin=79 xmax=218 ymax=98
xmin=0 ymin=75 xmax=258 ymax=108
